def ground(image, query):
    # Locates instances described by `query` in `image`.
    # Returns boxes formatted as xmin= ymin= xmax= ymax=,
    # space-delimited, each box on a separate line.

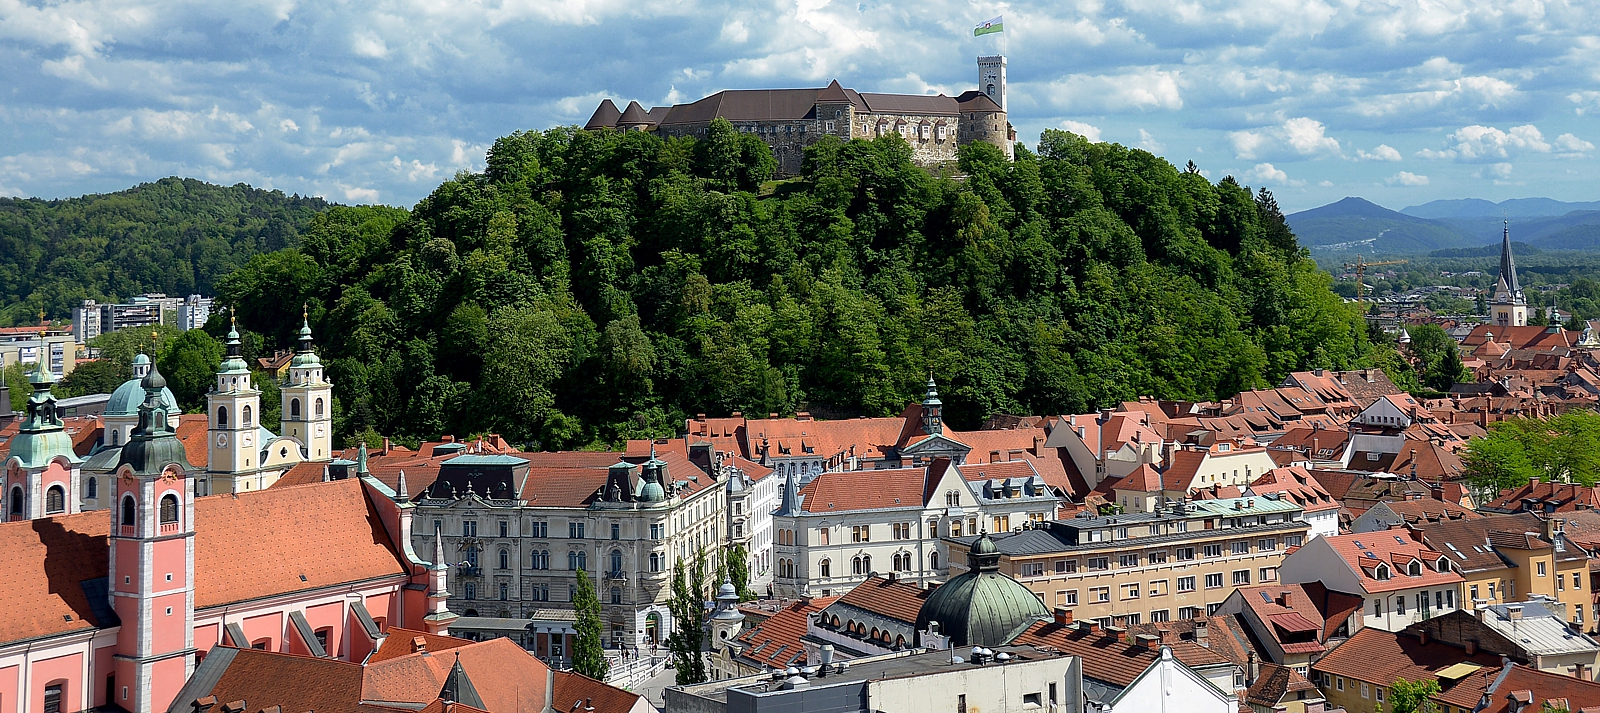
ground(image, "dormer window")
xmin=1374 ymin=563 xmax=1390 ymax=580
xmin=1407 ymin=560 xmax=1422 ymax=577
xmin=1436 ymin=557 xmax=1450 ymax=572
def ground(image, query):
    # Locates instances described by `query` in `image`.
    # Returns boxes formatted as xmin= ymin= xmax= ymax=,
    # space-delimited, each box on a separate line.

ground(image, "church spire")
xmin=1500 ymin=220 xmax=1522 ymax=296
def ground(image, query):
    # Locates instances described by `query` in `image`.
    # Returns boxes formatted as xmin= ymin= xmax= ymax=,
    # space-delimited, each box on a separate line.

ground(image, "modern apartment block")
xmin=947 ymin=495 xmax=1311 ymax=628
xmin=73 ymin=293 xmax=213 ymax=342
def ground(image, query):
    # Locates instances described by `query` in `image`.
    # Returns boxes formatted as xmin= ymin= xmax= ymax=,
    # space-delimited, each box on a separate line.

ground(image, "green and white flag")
xmin=974 ymin=15 xmax=1003 ymax=36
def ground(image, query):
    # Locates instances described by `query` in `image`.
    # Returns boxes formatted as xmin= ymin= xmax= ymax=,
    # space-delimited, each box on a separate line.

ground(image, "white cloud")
xmin=1472 ymin=163 xmax=1513 ymax=180
xmin=1357 ymin=145 xmax=1402 ymax=162
xmin=1229 ymin=117 xmax=1340 ymax=160
xmin=342 ymin=185 xmax=380 ymax=203
xmin=1555 ymin=133 xmax=1595 ymax=155
xmin=1386 ymin=171 xmax=1429 ymax=186
xmin=1059 ymin=120 xmax=1101 ymax=142
xmin=1570 ymin=91 xmax=1600 ymax=115
xmin=1417 ymin=125 xmax=1551 ymax=161
xmin=1043 ymin=69 xmax=1184 ymax=113
xmin=1248 ymin=162 xmax=1304 ymax=186
xmin=1138 ymin=129 xmax=1164 ymax=153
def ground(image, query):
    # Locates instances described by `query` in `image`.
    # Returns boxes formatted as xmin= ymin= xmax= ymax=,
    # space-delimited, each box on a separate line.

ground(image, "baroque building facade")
xmin=585 ymin=56 xmax=1015 ymax=175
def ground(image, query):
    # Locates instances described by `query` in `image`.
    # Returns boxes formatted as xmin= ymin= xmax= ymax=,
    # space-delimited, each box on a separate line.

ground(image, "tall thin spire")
xmin=1500 ymin=219 xmax=1522 ymax=296
xmin=432 ymin=523 xmax=448 ymax=571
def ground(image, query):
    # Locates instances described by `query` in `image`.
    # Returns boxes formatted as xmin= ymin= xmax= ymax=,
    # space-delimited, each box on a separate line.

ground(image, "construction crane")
xmin=1342 ymin=255 xmax=1408 ymax=305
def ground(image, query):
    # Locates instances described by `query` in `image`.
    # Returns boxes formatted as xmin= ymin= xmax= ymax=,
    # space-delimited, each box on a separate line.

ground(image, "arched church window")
xmin=159 ymin=494 xmax=179 ymax=524
xmin=85 ymin=476 xmax=97 ymax=500
xmin=121 ymin=495 xmax=135 ymax=527
xmin=111 ymin=430 xmax=119 ymax=446
xmin=44 ymin=485 xmax=65 ymax=514
xmin=315 ymin=398 xmax=325 ymax=418
xmin=217 ymin=405 xmax=229 ymax=428
xmin=242 ymin=405 xmax=252 ymax=426
xmin=930 ymin=551 xmax=940 ymax=570
xmin=290 ymin=398 xmax=301 ymax=418
xmin=9 ymin=486 xmax=22 ymax=515
xmin=819 ymin=559 xmax=830 ymax=578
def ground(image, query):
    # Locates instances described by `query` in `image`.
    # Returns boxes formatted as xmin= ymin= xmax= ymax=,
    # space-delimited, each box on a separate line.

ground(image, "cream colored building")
xmin=948 ymin=495 xmax=1311 ymax=627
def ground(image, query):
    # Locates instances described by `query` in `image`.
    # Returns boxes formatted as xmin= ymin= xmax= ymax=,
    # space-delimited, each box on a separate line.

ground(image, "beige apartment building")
xmin=946 ymin=495 xmax=1310 ymax=627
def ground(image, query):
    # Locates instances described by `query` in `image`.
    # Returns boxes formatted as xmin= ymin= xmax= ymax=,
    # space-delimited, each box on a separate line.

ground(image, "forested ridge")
xmin=0 ymin=177 xmax=327 ymax=325
xmin=214 ymin=122 xmax=1379 ymax=449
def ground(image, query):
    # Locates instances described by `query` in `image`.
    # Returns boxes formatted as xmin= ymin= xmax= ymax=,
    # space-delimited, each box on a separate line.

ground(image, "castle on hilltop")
xmin=585 ymin=56 xmax=1016 ymax=175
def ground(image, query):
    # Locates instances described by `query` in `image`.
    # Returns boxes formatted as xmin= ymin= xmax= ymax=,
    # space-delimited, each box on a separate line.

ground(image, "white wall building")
xmin=1278 ymin=532 xmax=1464 ymax=632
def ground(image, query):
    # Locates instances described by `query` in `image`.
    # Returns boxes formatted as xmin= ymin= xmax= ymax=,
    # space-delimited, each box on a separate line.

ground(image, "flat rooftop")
xmin=679 ymin=646 xmax=1063 ymax=703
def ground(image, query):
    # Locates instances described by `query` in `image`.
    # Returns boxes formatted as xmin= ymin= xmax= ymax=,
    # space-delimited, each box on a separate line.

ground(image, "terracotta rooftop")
xmin=1010 ymin=619 xmax=1233 ymax=688
xmin=0 ymin=478 xmax=410 ymax=646
xmin=1483 ymin=480 xmax=1600 ymax=515
xmin=1248 ymin=467 xmax=1339 ymax=513
xmin=826 ymin=575 xmax=933 ymax=626
xmin=368 ymin=628 xmax=474 ymax=663
xmin=1313 ymin=628 xmax=1526 ymax=710
xmin=1318 ymin=532 xmax=1463 ymax=594
xmin=1231 ymin=582 xmax=1363 ymax=649
xmin=735 ymin=596 xmax=839 ymax=669
xmin=552 ymin=671 xmax=646 ymax=713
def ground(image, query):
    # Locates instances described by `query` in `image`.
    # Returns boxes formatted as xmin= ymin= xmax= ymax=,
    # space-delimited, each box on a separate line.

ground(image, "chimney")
xmin=1135 ymin=634 xmax=1159 ymax=649
xmin=1099 ymin=408 xmax=1114 ymax=423
xmin=1156 ymin=627 xmax=1170 ymax=644
xmin=382 ymin=437 xmax=391 ymax=454
xmin=1081 ymin=621 xmax=1100 ymax=635
xmin=1280 ymin=591 xmax=1293 ymax=609
xmin=1053 ymin=607 xmax=1074 ymax=627
xmin=1419 ymin=629 xmax=1431 ymax=646
xmin=194 ymin=697 xmax=218 ymax=713
xmin=1508 ymin=604 xmax=1523 ymax=620
xmin=1194 ymin=619 xmax=1209 ymax=646
xmin=1248 ymin=651 xmax=1260 ymax=686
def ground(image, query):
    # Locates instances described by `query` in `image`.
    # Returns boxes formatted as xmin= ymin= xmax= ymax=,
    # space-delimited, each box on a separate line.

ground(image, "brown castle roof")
xmin=584 ymin=99 xmax=621 ymax=130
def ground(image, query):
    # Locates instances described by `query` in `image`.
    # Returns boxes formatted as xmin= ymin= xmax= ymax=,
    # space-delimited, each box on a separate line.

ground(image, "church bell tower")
xmin=1490 ymin=221 xmax=1528 ymax=328
xmin=281 ymin=309 xmax=333 ymax=461
xmin=207 ymin=314 xmax=260 ymax=488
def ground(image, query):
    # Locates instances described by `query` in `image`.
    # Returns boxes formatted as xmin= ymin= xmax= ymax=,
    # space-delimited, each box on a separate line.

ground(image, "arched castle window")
xmin=85 ymin=476 xmax=97 ymax=500
xmin=315 ymin=398 xmax=325 ymax=418
xmin=569 ymin=550 xmax=587 ymax=572
xmin=121 ymin=495 xmax=135 ymax=527
xmin=9 ymin=486 xmax=22 ymax=515
xmin=930 ymin=551 xmax=940 ymax=570
xmin=819 ymin=559 xmax=830 ymax=578
xmin=290 ymin=398 xmax=301 ymax=418
xmin=852 ymin=556 xmax=863 ymax=575
xmin=217 ymin=405 xmax=229 ymax=428
xmin=44 ymin=485 xmax=65 ymax=515
xmin=242 ymin=405 xmax=253 ymax=426
xmin=159 ymin=494 xmax=179 ymax=525
xmin=499 ymin=549 xmax=509 ymax=569
xmin=111 ymin=430 xmax=119 ymax=446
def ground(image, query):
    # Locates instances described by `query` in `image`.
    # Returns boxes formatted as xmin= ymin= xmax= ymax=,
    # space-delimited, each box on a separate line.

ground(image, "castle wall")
xmin=658 ymin=109 xmax=966 ymax=177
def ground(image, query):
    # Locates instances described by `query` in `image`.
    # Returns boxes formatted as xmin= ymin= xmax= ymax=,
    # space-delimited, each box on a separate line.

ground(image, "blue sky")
xmin=1 ymin=0 xmax=1596 ymax=212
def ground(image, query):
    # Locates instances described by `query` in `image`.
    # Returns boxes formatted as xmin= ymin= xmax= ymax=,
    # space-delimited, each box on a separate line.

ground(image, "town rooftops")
xmin=825 ymin=575 xmax=933 ymax=626
xmin=1010 ymin=619 xmax=1232 ymax=689
xmin=950 ymin=496 xmax=1307 ymax=556
xmin=1482 ymin=479 xmax=1600 ymax=515
xmin=1247 ymin=467 xmax=1339 ymax=513
xmin=1311 ymin=627 xmax=1504 ymax=710
xmin=733 ymin=596 xmax=840 ymax=670
xmin=1234 ymin=582 xmax=1363 ymax=651
xmin=0 ymin=478 xmax=409 ymax=647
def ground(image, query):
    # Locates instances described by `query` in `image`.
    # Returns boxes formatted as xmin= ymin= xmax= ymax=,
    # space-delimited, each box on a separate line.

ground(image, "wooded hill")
xmin=215 ymin=121 xmax=1376 ymax=448
xmin=0 ymin=177 xmax=327 ymax=326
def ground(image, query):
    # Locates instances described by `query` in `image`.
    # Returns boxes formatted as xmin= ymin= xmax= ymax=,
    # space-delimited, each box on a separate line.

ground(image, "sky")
xmin=1 ymin=0 xmax=1597 ymax=212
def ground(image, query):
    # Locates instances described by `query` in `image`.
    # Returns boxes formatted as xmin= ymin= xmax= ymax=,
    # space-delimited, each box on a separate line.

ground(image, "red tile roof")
xmin=735 ymin=596 xmax=838 ymax=669
xmin=194 ymin=647 xmax=370 ymax=713
xmin=1483 ymin=480 xmax=1600 ymax=515
xmin=1233 ymin=582 xmax=1363 ymax=645
xmin=1476 ymin=663 xmax=1600 ymax=713
xmin=552 ymin=670 xmax=646 ymax=713
xmin=195 ymin=479 xmax=409 ymax=607
xmin=368 ymin=628 xmax=474 ymax=663
xmin=176 ymin=413 xmax=211 ymax=468
xmin=1313 ymin=628 xmax=1515 ymax=710
xmin=827 ymin=576 xmax=933 ymax=625
xmin=799 ymin=467 xmax=929 ymax=513
xmin=0 ymin=510 xmax=109 ymax=644
xmin=364 ymin=637 xmax=550 ymax=713
xmin=1248 ymin=467 xmax=1339 ymax=513
xmin=1010 ymin=620 xmax=1232 ymax=687
xmin=1319 ymin=532 xmax=1463 ymax=594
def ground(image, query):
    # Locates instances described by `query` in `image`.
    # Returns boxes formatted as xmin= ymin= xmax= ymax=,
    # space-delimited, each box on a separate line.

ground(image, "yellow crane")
xmin=1342 ymin=255 xmax=1408 ymax=305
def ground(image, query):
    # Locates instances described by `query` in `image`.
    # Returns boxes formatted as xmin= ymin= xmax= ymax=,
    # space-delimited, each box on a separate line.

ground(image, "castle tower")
xmin=4 ymin=358 xmax=84 ymax=520
xmin=281 ymin=310 xmax=334 ymax=460
xmin=207 ymin=316 xmax=261 ymax=489
xmin=110 ymin=364 xmax=197 ymax=713
xmin=977 ymin=55 xmax=1007 ymax=111
xmin=1490 ymin=221 xmax=1528 ymax=328
xmin=815 ymin=79 xmax=856 ymax=139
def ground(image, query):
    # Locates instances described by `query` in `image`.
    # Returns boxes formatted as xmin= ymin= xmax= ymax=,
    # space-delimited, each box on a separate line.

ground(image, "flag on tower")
xmin=974 ymin=15 xmax=1003 ymax=36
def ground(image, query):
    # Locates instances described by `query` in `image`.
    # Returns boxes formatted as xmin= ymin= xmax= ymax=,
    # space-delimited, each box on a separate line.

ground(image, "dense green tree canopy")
xmin=0 ymin=178 xmax=327 ymax=326
xmin=1464 ymin=411 xmax=1600 ymax=501
xmin=219 ymin=121 xmax=1370 ymax=447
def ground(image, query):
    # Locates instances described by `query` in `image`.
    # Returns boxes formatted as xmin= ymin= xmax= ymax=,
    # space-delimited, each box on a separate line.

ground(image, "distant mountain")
xmin=1286 ymin=197 xmax=1476 ymax=253
xmin=1401 ymin=197 xmax=1600 ymax=219
xmin=1428 ymin=242 xmax=1540 ymax=258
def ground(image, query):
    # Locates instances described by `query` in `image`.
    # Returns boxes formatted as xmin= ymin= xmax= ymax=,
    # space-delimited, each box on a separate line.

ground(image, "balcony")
xmin=604 ymin=570 xmax=629 ymax=582
xmin=457 ymin=565 xmax=483 ymax=578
